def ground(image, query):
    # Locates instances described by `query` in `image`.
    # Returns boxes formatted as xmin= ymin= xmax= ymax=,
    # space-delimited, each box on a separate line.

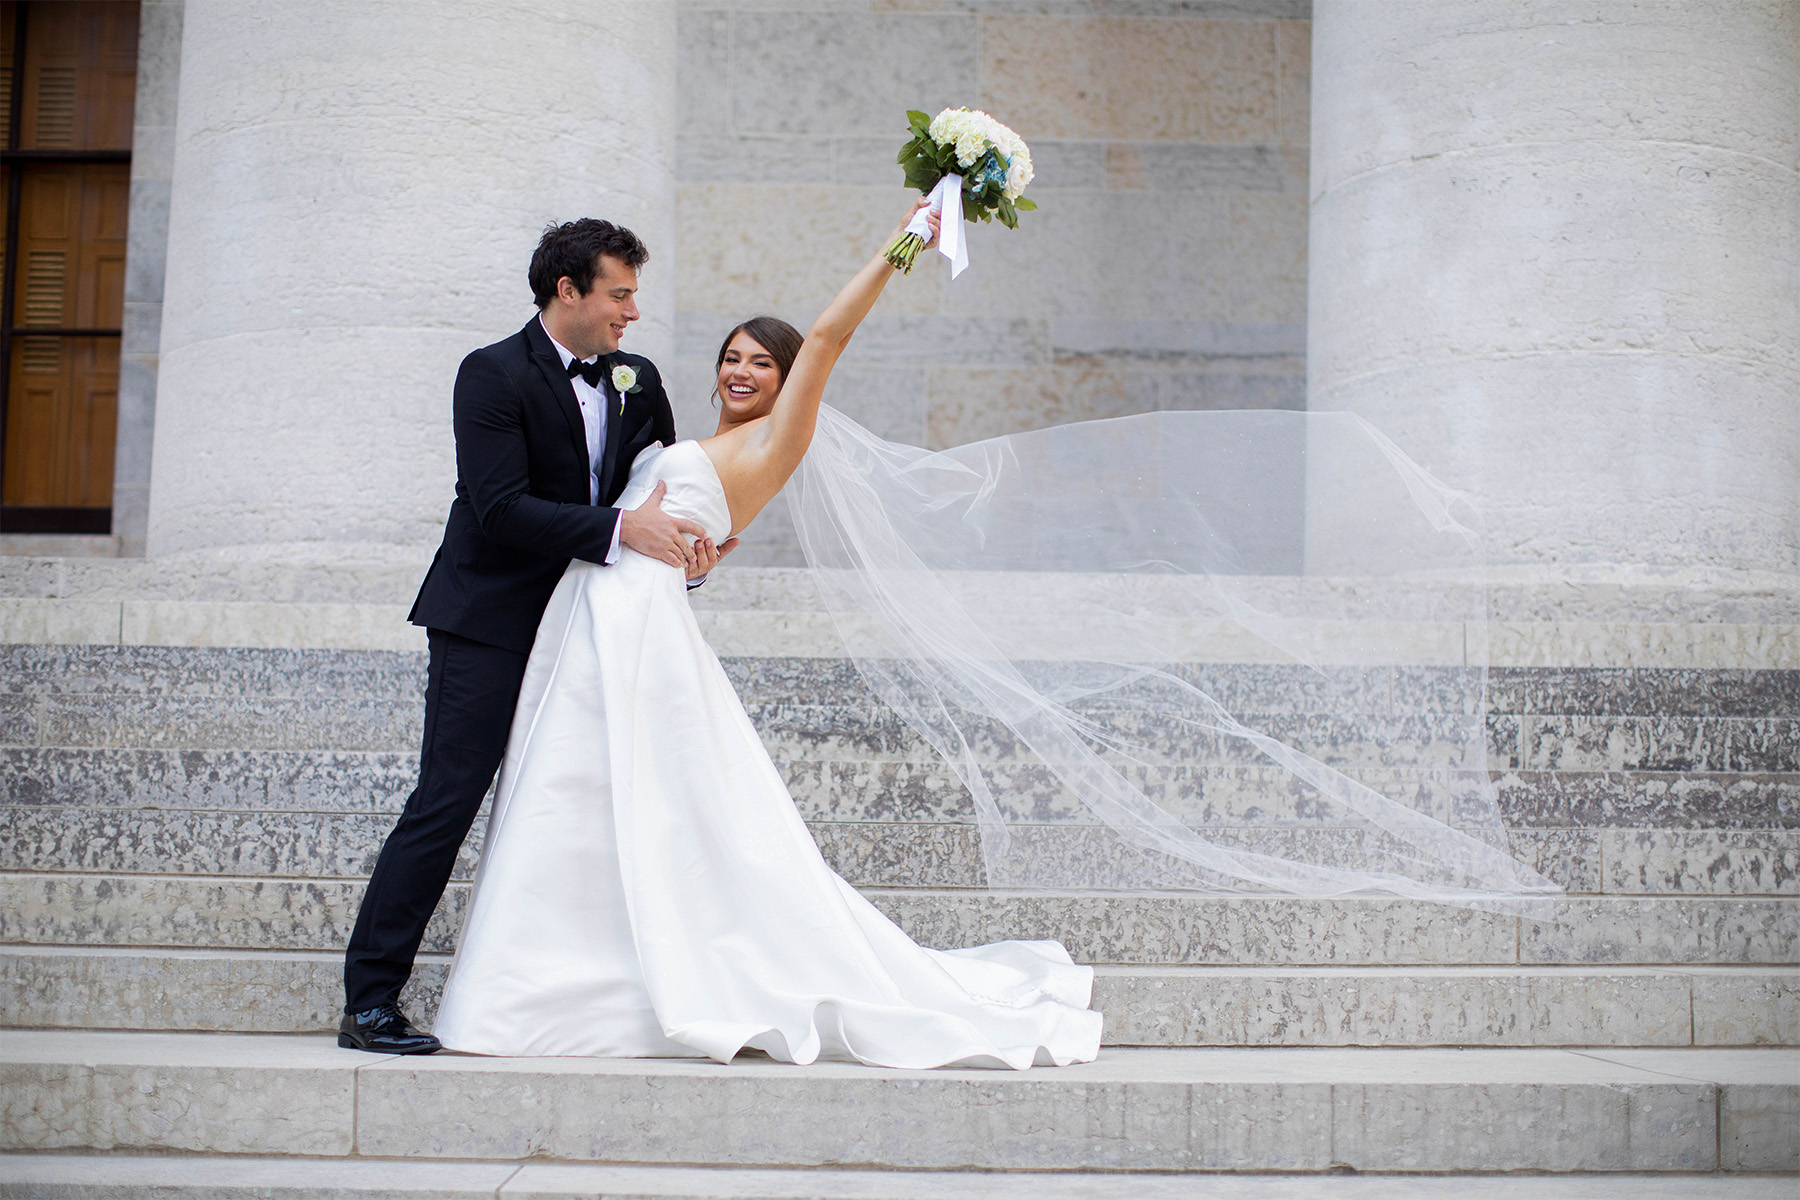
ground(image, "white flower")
xmin=928 ymin=107 xmax=1033 ymax=198
xmin=611 ymin=363 xmax=638 ymax=394
xmin=1002 ymin=142 xmax=1034 ymax=200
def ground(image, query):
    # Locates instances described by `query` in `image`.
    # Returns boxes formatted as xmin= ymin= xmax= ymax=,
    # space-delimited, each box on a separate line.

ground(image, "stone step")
xmin=4 ymin=1157 xmax=1797 ymax=1200
xmin=0 ymin=685 xmax=1515 ymax=766
xmin=5 ymin=587 xmax=1797 ymax=669
xmin=11 ymin=683 xmax=1799 ymax=776
xmin=4 ymin=804 xmax=1794 ymax=895
xmin=7 ymin=644 xmax=1796 ymax=717
xmin=5 ymin=1031 xmax=1795 ymax=1172
xmin=6 ymin=746 xmax=1796 ymax=854
xmin=4 ymin=873 xmax=1796 ymax=966
xmin=4 ymin=947 xmax=1794 ymax=1047
xmin=6 ymin=646 xmax=1797 ymax=768
xmin=4 ymin=644 xmax=1451 ymax=709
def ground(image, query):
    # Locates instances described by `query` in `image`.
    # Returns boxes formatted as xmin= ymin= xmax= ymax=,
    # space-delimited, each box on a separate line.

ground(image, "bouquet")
xmin=884 ymin=107 xmax=1036 ymax=277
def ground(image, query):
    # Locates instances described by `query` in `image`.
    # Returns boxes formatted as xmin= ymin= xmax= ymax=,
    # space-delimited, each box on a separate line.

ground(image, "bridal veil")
xmin=790 ymin=405 xmax=1559 ymax=911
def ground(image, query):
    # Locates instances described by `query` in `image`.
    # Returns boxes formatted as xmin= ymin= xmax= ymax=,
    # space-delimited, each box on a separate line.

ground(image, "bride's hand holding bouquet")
xmin=884 ymin=107 xmax=1036 ymax=277
xmin=888 ymin=196 xmax=941 ymax=267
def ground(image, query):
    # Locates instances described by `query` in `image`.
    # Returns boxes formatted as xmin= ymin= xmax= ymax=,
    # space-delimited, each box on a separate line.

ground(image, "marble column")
xmin=1307 ymin=1 xmax=1798 ymax=573
xmin=146 ymin=0 xmax=676 ymax=557
xmin=112 ymin=0 xmax=183 ymax=559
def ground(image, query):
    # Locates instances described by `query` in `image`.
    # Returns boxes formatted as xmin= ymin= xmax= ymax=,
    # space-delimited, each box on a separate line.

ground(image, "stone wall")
xmin=1308 ymin=0 xmax=1800 ymax=575
xmin=668 ymin=0 xmax=1312 ymax=565
xmin=145 ymin=0 xmax=677 ymax=558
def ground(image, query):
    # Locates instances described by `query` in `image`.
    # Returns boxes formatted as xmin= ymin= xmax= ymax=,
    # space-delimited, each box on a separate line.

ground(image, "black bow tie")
xmin=567 ymin=357 xmax=607 ymax=388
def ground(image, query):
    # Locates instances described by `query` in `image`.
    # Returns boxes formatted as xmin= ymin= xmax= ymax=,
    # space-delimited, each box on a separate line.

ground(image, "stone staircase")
xmin=1 ymin=561 xmax=1796 ymax=1192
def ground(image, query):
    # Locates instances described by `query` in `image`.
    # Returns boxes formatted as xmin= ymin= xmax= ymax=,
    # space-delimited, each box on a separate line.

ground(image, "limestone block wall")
xmin=1308 ymin=0 xmax=1800 ymax=574
xmin=145 ymin=0 xmax=677 ymax=557
xmin=669 ymin=1 xmax=1312 ymax=565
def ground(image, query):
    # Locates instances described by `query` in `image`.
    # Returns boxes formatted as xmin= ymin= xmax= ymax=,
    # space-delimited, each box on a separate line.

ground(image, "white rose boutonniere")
xmin=609 ymin=361 xmax=642 ymax=415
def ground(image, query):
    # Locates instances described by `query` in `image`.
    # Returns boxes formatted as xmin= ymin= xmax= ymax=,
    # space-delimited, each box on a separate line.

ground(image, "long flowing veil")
xmin=789 ymin=404 xmax=1560 ymax=911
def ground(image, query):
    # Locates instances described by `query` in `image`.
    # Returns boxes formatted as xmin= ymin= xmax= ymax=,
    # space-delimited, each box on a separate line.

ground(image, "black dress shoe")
xmin=337 ymin=1004 xmax=441 ymax=1054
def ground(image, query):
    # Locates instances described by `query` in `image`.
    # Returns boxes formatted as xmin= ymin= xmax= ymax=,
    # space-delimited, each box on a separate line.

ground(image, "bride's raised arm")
xmin=760 ymin=200 xmax=938 ymax=478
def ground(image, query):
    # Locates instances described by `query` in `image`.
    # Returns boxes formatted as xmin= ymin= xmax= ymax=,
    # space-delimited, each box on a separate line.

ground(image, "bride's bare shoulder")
xmin=696 ymin=419 xmax=785 ymax=534
xmin=696 ymin=419 xmax=769 ymax=468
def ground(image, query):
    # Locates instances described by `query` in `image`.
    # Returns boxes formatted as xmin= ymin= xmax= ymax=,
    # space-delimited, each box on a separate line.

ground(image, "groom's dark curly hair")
xmin=529 ymin=218 xmax=650 ymax=307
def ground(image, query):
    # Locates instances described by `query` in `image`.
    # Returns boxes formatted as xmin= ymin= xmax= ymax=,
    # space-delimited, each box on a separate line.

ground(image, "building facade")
xmin=2 ymin=7 xmax=1797 ymax=1181
xmin=2 ymin=0 xmax=1791 ymax=581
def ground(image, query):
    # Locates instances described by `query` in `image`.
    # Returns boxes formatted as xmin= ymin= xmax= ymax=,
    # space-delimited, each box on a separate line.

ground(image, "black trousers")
xmin=343 ymin=628 xmax=529 ymax=1014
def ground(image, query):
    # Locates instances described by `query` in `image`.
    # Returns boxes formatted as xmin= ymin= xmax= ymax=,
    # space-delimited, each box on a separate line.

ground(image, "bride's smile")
xmin=716 ymin=333 xmax=782 ymax=421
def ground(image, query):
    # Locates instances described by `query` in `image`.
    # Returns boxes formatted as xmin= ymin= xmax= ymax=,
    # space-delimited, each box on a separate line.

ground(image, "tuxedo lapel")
xmin=597 ymin=369 xmax=627 ymax=502
xmin=523 ymin=318 xmax=590 ymax=478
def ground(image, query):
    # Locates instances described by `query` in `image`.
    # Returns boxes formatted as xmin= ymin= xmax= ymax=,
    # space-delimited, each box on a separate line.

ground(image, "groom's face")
xmin=557 ymin=254 xmax=640 ymax=357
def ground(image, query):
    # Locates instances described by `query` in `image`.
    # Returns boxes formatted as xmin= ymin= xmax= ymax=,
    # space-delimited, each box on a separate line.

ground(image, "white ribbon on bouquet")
xmin=903 ymin=173 xmax=968 ymax=279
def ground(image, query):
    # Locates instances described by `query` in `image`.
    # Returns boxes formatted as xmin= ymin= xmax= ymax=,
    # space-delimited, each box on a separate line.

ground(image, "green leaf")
xmin=903 ymin=161 xmax=943 ymax=193
xmin=1013 ymin=197 xmax=1037 ymax=212
xmin=907 ymin=109 xmax=931 ymax=130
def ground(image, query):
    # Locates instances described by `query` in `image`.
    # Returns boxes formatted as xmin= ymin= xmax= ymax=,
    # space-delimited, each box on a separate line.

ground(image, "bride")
xmin=432 ymin=201 xmax=1106 ymax=1070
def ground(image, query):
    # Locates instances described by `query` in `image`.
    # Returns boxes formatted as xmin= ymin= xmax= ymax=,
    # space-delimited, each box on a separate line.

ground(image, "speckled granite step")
xmin=0 ymin=694 xmax=1552 ymax=774
xmin=5 ymin=597 xmax=1797 ymax=670
xmin=6 ymin=1157 xmax=1798 ymax=1198
xmin=7 ymin=744 xmax=1797 ymax=831
xmin=5 ymin=805 xmax=1793 ymax=895
xmin=5 ymin=648 xmax=1795 ymax=757
xmin=4 ymin=874 xmax=1795 ymax=966
xmin=5 ymin=1032 xmax=1795 ymax=1172
xmin=9 ymin=692 xmax=1797 ymax=774
xmin=4 ymin=647 xmax=1794 ymax=822
xmin=3 ymin=947 xmax=1793 ymax=1048
xmin=0 ymin=809 xmax=981 ymax=889
xmin=7 ymin=644 xmax=1793 ymax=711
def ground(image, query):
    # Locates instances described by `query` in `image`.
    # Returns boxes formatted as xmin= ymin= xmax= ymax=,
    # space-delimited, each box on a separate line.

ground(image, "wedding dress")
xmin=431 ymin=438 xmax=1104 ymax=1069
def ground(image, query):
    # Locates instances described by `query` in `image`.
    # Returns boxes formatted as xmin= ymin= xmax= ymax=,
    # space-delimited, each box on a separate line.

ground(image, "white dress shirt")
xmin=539 ymin=315 xmax=623 ymax=565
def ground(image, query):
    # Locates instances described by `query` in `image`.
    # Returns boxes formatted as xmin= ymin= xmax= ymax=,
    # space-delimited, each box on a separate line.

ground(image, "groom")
xmin=339 ymin=219 xmax=734 ymax=1053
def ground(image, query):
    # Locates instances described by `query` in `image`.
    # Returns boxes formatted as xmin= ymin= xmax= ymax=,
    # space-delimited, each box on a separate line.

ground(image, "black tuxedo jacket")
xmin=408 ymin=316 xmax=677 ymax=653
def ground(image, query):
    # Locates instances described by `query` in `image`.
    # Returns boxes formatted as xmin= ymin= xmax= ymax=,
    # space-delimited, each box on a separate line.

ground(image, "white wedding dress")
xmin=431 ymin=439 xmax=1103 ymax=1069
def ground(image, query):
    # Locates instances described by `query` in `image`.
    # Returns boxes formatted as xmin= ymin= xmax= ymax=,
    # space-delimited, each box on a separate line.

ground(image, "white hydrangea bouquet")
xmin=883 ymin=107 xmax=1036 ymax=279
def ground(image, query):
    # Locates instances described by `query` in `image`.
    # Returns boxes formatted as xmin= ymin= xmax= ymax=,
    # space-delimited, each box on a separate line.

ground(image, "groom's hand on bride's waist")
xmin=621 ymin=481 xmax=707 ymax=570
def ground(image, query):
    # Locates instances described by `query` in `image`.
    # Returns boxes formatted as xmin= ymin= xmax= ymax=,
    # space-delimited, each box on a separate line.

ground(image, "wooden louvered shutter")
xmin=0 ymin=1 xmax=136 ymax=531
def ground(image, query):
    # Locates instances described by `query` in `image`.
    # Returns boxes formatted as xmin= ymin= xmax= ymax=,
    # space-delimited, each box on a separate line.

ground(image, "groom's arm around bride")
xmin=412 ymin=224 xmax=720 ymax=653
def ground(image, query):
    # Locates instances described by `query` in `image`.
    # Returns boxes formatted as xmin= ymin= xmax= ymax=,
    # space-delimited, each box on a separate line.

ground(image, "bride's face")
xmin=717 ymin=332 xmax=782 ymax=421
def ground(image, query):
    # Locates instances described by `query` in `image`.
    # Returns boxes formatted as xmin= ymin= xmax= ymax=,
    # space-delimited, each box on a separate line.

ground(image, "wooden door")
xmin=0 ymin=1 xmax=137 ymax=534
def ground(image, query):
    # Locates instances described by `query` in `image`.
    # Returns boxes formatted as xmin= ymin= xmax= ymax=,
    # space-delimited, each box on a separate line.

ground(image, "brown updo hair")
xmin=714 ymin=315 xmax=805 ymax=404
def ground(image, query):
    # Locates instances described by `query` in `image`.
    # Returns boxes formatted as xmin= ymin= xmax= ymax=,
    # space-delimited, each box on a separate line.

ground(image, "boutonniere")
xmin=610 ymin=361 xmax=642 ymax=415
